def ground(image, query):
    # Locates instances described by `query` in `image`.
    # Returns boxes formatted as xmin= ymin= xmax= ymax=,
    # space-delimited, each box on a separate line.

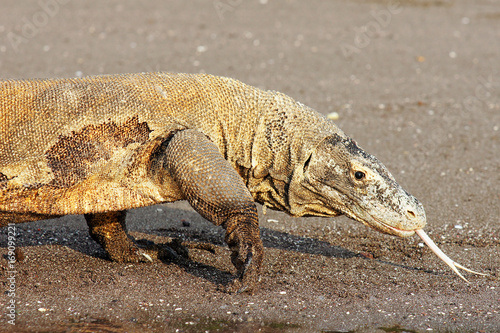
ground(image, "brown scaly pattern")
xmin=46 ymin=116 xmax=152 ymax=188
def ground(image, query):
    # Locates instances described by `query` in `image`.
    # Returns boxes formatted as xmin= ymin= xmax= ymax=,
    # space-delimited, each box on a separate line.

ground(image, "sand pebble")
xmin=327 ymin=112 xmax=339 ymax=120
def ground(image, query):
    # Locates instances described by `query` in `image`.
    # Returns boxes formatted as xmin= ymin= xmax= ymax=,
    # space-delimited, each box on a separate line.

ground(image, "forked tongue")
xmin=415 ymin=229 xmax=487 ymax=282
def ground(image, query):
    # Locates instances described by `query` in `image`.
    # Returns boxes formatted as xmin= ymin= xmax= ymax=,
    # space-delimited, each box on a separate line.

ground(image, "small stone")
xmin=327 ymin=112 xmax=339 ymax=120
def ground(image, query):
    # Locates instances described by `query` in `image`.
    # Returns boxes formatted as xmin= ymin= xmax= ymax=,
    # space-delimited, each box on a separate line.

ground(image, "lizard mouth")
xmin=346 ymin=208 xmax=417 ymax=238
xmin=372 ymin=220 xmax=416 ymax=237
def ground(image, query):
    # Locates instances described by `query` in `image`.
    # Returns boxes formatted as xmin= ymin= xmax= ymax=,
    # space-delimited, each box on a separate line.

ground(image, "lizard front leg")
xmin=162 ymin=129 xmax=264 ymax=293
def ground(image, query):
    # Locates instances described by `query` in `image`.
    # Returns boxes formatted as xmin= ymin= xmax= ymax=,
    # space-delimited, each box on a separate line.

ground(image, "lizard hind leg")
xmin=84 ymin=211 xmax=156 ymax=263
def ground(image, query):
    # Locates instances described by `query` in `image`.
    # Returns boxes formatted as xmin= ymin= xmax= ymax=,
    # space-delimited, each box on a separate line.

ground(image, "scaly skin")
xmin=0 ymin=73 xmax=426 ymax=292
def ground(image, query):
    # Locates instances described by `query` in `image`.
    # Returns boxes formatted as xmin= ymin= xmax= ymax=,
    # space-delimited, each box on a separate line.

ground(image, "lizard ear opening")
xmin=303 ymin=153 xmax=312 ymax=174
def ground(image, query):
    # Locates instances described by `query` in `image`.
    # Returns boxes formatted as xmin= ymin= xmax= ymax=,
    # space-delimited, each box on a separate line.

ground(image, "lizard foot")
xmin=224 ymin=241 xmax=263 ymax=294
xmin=101 ymin=238 xmax=159 ymax=263
xmin=85 ymin=212 xmax=216 ymax=263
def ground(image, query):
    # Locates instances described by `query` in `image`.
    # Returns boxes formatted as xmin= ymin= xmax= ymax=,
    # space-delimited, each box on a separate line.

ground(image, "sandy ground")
xmin=0 ymin=0 xmax=499 ymax=332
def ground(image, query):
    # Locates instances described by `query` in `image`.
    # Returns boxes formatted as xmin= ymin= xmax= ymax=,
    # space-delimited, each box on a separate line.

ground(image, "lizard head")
xmin=293 ymin=134 xmax=426 ymax=237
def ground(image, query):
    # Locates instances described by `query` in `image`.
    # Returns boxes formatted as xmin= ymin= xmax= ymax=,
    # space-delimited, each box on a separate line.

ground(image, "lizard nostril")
xmin=407 ymin=210 xmax=416 ymax=218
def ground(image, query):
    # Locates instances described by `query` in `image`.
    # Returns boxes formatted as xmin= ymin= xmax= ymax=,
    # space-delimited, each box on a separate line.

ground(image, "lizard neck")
xmin=245 ymin=91 xmax=341 ymax=216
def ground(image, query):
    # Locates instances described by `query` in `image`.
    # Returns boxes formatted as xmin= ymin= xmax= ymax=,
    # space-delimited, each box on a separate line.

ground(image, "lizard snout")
xmin=403 ymin=200 xmax=426 ymax=231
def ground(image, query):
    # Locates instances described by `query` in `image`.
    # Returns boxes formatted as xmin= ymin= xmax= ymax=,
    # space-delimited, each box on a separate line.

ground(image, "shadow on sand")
xmin=1 ymin=207 xmax=434 ymax=288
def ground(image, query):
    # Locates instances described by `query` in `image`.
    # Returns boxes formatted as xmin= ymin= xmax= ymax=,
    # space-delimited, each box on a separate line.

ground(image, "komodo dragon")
xmin=0 ymin=72 xmax=484 ymax=292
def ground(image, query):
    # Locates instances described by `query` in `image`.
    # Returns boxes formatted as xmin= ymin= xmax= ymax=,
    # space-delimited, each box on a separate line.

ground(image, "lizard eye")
xmin=354 ymin=171 xmax=365 ymax=180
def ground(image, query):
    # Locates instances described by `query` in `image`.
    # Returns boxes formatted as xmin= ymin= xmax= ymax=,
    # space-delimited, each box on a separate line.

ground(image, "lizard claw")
xmin=138 ymin=251 xmax=154 ymax=262
xmin=231 ymin=252 xmax=255 ymax=294
xmin=239 ymin=251 xmax=253 ymax=279
xmin=225 ymin=241 xmax=263 ymax=294
xmin=236 ymin=284 xmax=249 ymax=294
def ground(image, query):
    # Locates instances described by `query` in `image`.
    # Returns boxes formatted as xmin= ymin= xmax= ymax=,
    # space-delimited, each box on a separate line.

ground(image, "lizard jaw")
xmin=362 ymin=217 xmax=416 ymax=238
xmin=372 ymin=220 xmax=416 ymax=237
xmin=345 ymin=208 xmax=419 ymax=238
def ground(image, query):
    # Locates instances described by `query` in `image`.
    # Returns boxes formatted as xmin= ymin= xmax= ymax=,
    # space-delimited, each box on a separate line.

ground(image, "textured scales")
xmin=1 ymin=72 xmax=477 ymax=292
xmin=0 ymin=73 xmax=329 ymax=215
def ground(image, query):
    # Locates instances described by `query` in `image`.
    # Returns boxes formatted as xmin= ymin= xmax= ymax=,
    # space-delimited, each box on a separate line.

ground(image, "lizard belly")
xmin=0 ymin=139 xmax=184 ymax=218
xmin=0 ymin=173 xmax=181 ymax=218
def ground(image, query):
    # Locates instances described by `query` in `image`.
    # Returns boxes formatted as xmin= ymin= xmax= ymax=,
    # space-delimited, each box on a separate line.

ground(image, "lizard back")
xmin=0 ymin=72 xmax=336 ymax=220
